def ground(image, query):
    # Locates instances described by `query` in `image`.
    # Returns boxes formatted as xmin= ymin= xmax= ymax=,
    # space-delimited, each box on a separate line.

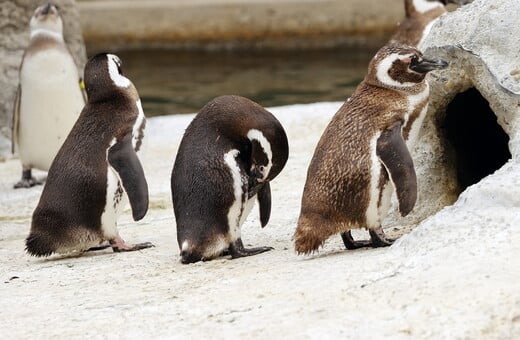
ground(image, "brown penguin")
xmin=390 ymin=0 xmax=472 ymax=47
xmin=25 ymin=53 xmax=153 ymax=257
xmin=294 ymin=44 xmax=448 ymax=254
xmin=171 ymin=95 xmax=289 ymax=264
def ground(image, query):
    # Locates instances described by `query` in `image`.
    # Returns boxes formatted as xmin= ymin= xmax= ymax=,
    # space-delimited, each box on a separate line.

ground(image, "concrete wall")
xmin=77 ymin=0 xmax=404 ymax=51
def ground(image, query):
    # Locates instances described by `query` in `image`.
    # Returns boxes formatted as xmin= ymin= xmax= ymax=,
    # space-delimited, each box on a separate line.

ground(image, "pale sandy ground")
xmin=1 ymin=102 xmax=519 ymax=338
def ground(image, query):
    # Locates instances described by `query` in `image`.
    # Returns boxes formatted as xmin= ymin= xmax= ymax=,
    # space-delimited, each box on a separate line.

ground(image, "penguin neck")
xmin=30 ymin=28 xmax=64 ymax=42
xmin=365 ymin=73 xmax=426 ymax=94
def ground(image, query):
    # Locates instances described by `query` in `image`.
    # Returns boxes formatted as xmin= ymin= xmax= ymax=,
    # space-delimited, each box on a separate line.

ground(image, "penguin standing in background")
xmin=294 ymin=45 xmax=448 ymax=255
xmin=171 ymin=95 xmax=289 ymax=264
xmin=26 ymin=53 xmax=153 ymax=257
xmin=12 ymin=2 xmax=86 ymax=188
xmin=390 ymin=0 xmax=472 ymax=47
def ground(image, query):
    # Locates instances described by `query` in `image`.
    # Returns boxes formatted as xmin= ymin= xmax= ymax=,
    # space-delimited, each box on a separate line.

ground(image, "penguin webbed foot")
xmin=228 ymin=238 xmax=273 ymax=259
xmin=369 ymin=228 xmax=395 ymax=247
xmin=109 ymin=236 xmax=154 ymax=252
xmin=341 ymin=231 xmax=373 ymax=249
xmin=341 ymin=228 xmax=395 ymax=250
xmin=14 ymin=169 xmax=43 ymax=189
xmin=86 ymin=242 xmax=111 ymax=252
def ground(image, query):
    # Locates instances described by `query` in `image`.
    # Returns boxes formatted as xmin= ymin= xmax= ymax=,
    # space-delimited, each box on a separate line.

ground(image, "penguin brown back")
xmin=26 ymin=53 xmax=152 ymax=257
xmin=390 ymin=0 xmax=471 ymax=47
xmin=294 ymin=44 xmax=448 ymax=255
xmin=171 ymin=95 xmax=288 ymax=264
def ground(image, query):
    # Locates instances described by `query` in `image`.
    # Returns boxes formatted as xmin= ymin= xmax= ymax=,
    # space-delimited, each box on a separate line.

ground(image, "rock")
xmin=0 ymin=0 xmax=86 ymax=160
xmin=384 ymin=0 xmax=520 ymax=229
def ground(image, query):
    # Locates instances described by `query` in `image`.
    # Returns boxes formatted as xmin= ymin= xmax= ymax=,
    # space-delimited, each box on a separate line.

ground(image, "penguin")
xmin=25 ymin=53 xmax=153 ymax=257
xmin=294 ymin=44 xmax=448 ymax=254
xmin=171 ymin=95 xmax=289 ymax=264
xmin=390 ymin=0 xmax=472 ymax=47
xmin=12 ymin=2 xmax=86 ymax=189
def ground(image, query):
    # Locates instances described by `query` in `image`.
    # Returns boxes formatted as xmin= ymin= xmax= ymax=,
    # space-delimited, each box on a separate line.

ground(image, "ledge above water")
xmin=77 ymin=0 xmax=404 ymax=51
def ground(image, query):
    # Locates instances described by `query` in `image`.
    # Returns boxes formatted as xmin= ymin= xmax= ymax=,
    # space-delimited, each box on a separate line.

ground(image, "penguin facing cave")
xmin=443 ymin=87 xmax=511 ymax=192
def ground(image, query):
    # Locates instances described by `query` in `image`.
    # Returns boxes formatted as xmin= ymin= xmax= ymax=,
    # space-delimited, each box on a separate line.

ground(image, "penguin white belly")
xmin=366 ymin=132 xmax=383 ymax=229
xmin=17 ymin=49 xmax=84 ymax=171
xmin=405 ymin=85 xmax=430 ymax=148
xmin=224 ymin=149 xmax=250 ymax=242
xmin=100 ymin=166 xmax=128 ymax=240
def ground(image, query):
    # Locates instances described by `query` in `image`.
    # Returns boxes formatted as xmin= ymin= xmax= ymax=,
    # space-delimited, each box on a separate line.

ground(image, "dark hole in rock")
xmin=443 ymin=87 xmax=511 ymax=192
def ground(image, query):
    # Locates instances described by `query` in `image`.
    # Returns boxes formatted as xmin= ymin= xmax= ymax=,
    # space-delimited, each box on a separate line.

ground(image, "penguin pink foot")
xmin=228 ymin=238 xmax=273 ymax=259
xmin=109 ymin=236 xmax=154 ymax=252
xmin=14 ymin=169 xmax=42 ymax=189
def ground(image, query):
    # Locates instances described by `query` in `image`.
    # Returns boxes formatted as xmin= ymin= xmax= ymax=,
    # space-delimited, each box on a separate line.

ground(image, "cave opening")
xmin=443 ymin=87 xmax=511 ymax=193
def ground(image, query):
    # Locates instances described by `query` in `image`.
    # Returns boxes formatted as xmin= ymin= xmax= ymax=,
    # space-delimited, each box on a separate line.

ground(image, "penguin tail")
xmin=294 ymin=213 xmax=336 ymax=255
xmin=25 ymin=232 xmax=57 ymax=257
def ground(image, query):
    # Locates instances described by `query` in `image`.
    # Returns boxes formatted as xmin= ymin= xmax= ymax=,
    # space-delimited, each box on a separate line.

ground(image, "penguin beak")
xmin=251 ymin=166 xmax=268 ymax=183
xmin=41 ymin=3 xmax=52 ymax=15
xmin=410 ymin=56 xmax=449 ymax=73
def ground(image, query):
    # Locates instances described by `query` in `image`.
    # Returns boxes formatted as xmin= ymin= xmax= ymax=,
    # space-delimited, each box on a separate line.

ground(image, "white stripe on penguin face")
xmin=247 ymin=129 xmax=273 ymax=180
xmin=107 ymin=54 xmax=131 ymax=88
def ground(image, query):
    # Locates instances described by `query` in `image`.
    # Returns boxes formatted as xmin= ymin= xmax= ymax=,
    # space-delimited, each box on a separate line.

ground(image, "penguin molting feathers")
xmin=294 ymin=44 xmax=448 ymax=255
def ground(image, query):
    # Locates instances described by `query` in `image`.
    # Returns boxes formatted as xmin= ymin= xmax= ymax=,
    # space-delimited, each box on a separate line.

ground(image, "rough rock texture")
xmin=0 ymin=0 xmax=87 ymax=160
xmin=384 ymin=0 xmax=520 ymax=229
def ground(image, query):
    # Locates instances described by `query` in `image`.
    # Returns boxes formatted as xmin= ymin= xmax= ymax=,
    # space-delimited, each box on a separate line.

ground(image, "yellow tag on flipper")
xmin=79 ymin=79 xmax=85 ymax=89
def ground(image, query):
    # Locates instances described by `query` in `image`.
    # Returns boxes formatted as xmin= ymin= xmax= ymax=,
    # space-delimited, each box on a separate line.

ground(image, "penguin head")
xmin=247 ymin=126 xmax=289 ymax=183
xmin=30 ymin=3 xmax=63 ymax=36
xmin=84 ymin=53 xmax=134 ymax=102
xmin=247 ymin=129 xmax=272 ymax=183
xmin=367 ymin=44 xmax=448 ymax=89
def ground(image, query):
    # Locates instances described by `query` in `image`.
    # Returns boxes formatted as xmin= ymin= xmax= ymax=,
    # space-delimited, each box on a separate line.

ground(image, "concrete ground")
xmin=1 ymin=102 xmax=518 ymax=338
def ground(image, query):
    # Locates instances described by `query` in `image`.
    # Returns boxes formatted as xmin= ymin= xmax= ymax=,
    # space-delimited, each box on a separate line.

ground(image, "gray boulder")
xmin=0 ymin=0 xmax=86 ymax=160
xmin=384 ymin=0 xmax=520 ymax=230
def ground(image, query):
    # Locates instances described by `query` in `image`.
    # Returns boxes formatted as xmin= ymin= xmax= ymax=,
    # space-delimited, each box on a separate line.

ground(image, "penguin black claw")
xmin=228 ymin=238 xmax=274 ymax=259
xmin=368 ymin=229 xmax=395 ymax=248
xmin=341 ymin=231 xmax=373 ymax=250
xmin=13 ymin=169 xmax=42 ymax=189
xmin=13 ymin=177 xmax=42 ymax=189
xmin=341 ymin=229 xmax=395 ymax=250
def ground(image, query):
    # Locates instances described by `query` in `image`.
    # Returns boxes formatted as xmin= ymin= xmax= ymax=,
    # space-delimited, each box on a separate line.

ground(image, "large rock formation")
xmin=0 ymin=0 xmax=86 ymax=160
xmin=384 ymin=0 xmax=520 ymax=230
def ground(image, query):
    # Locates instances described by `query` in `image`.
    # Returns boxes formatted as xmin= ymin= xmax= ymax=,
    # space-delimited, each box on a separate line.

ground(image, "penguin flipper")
xmin=108 ymin=133 xmax=149 ymax=221
xmin=257 ymin=182 xmax=271 ymax=227
xmin=376 ymin=122 xmax=417 ymax=216
xmin=11 ymin=84 xmax=20 ymax=154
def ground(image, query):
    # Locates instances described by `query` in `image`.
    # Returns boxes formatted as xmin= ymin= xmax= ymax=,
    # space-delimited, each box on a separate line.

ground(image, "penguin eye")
xmin=259 ymin=165 xmax=265 ymax=172
xmin=112 ymin=57 xmax=123 ymax=74
xmin=410 ymin=55 xmax=419 ymax=65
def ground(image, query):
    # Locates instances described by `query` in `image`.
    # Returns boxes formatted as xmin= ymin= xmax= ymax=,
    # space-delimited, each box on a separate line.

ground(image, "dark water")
xmin=117 ymin=48 xmax=378 ymax=116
